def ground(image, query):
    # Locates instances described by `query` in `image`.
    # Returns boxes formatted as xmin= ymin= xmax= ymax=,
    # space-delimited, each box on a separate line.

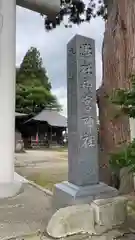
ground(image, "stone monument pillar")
xmin=53 ymin=35 xmax=118 ymax=210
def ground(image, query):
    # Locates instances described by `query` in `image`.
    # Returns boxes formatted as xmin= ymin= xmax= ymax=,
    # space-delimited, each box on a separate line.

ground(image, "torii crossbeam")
xmin=0 ymin=0 xmax=60 ymax=198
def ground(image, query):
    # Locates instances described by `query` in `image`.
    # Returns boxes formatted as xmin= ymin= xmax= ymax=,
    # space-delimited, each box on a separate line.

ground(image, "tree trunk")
xmin=97 ymin=0 xmax=135 ymax=186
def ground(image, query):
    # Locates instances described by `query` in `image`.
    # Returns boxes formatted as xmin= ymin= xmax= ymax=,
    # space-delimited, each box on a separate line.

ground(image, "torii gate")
xmin=0 ymin=0 xmax=60 ymax=198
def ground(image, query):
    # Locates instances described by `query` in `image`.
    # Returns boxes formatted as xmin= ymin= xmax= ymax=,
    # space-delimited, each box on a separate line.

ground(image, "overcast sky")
xmin=16 ymin=6 xmax=105 ymax=116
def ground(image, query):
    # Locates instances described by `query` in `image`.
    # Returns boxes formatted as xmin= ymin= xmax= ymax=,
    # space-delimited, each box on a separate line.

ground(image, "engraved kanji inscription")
xmin=80 ymin=79 xmax=92 ymax=90
xmin=81 ymin=133 xmax=96 ymax=148
xmin=81 ymin=94 xmax=93 ymax=111
xmin=81 ymin=116 xmax=94 ymax=132
xmin=80 ymin=63 xmax=92 ymax=75
xmin=68 ymin=47 xmax=76 ymax=55
xmin=80 ymin=43 xmax=92 ymax=57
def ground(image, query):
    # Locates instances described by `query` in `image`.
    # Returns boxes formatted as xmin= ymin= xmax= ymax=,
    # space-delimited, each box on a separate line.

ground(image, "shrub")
xmin=109 ymin=139 xmax=135 ymax=173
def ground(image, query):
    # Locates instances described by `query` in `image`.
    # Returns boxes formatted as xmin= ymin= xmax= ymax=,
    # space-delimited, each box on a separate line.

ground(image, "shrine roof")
xmin=27 ymin=109 xmax=67 ymax=128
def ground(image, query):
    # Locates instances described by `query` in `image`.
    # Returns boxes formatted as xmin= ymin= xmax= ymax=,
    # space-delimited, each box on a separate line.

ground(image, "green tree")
xmin=44 ymin=0 xmax=106 ymax=30
xmin=17 ymin=47 xmax=51 ymax=90
xmin=109 ymin=74 xmax=135 ymax=170
xmin=108 ymin=75 xmax=135 ymax=193
xmin=16 ymin=47 xmax=62 ymax=114
xmin=110 ymin=74 xmax=135 ymax=119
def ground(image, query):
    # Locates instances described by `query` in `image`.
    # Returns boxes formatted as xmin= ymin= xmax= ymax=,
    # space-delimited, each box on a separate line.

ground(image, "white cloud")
xmin=52 ymin=87 xmax=67 ymax=116
xmin=16 ymin=5 xmax=105 ymax=115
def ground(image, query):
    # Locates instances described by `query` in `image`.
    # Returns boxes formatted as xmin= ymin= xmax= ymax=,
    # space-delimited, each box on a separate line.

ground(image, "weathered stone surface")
xmin=50 ymin=195 xmax=129 ymax=238
xmin=47 ymin=204 xmax=95 ymax=238
xmin=15 ymin=131 xmax=24 ymax=152
xmin=91 ymin=196 xmax=128 ymax=228
xmin=64 ymin=230 xmax=127 ymax=240
xmin=16 ymin=142 xmax=24 ymax=152
xmin=67 ymin=34 xmax=98 ymax=186
xmin=120 ymin=233 xmax=135 ymax=240
xmin=53 ymin=181 xmax=118 ymax=210
xmin=119 ymin=167 xmax=134 ymax=194
xmin=88 ymin=230 xmax=124 ymax=240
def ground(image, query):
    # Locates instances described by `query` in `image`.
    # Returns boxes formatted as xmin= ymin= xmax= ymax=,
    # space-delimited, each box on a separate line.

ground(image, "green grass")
xmin=19 ymin=168 xmax=68 ymax=191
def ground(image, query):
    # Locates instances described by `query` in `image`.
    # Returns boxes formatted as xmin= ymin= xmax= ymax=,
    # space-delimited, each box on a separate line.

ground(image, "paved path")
xmin=0 ymin=183 xmax=52 ymax=239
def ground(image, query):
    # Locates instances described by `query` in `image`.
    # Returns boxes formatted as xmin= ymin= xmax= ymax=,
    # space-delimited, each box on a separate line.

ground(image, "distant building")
xmin=15 ymin=109 xmax=67 ymax=149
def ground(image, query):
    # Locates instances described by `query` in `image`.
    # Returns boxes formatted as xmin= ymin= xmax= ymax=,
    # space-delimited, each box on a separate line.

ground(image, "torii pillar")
xmin=0 ymin=0 xmax=59 ymax=198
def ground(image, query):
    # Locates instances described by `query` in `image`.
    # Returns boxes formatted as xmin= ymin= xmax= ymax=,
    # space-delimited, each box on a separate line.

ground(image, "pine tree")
xmin=16 ymin=47 xmax=61 ymax=114
xmin=17 ymin=47 xmax=51 ymax=90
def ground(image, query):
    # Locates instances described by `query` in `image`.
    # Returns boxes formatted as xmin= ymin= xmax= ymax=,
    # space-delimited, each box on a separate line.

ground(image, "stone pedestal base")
xmin=47 ymin=196 xmax=127 ymax=239
xmin=53 ymin=181 xmax=118 ymax=210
